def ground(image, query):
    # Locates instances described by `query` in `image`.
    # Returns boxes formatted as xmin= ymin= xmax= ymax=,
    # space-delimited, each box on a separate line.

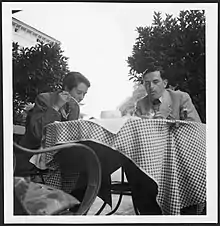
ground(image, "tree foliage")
xmin=127 ymin=10 xmax=206 ymax=122
xmin=119 ymin=84 xmax=146 ymax=116
xmin=13 ymin=41 xmax=70 ymax=125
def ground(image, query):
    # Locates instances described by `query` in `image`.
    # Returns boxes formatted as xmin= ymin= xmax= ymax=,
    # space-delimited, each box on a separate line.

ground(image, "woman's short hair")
xmin=62 ymin=72 xmax=91 ymax=91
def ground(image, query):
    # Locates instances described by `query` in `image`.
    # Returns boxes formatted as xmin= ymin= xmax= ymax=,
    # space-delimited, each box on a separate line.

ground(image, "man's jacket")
xmin=134 ymin=89 xmax=201 ymax=122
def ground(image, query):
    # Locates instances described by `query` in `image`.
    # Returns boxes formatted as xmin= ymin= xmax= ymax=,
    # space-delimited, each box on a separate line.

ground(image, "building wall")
xmin=12 ymin=17 xmax=61 ymax=48
xmin=12 ymin=26 xmax=38 ymax=48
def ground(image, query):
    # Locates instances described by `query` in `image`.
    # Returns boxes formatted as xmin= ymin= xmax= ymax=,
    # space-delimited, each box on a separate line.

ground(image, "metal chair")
xmin=95 ymin=167 xmax=139 ymax=215
xmin=73 ymin=140 xmax=139 ymax=215
xmin=13 ymin=142 xmax=102 ymax=215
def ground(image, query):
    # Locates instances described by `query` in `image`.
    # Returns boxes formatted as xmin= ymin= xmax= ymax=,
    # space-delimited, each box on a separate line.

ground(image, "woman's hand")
xmin=53 ymin=91 xmax=71 ymax=111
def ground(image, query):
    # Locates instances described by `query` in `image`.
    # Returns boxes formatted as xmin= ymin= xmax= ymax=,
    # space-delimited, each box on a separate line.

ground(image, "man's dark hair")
xmin=142 ymin=63 xmax=168 ymax=81
xmin=62 ymin=71 xmax=91 ymax=90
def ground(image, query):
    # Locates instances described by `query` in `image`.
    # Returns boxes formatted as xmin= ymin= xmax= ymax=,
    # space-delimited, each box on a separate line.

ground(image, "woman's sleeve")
xmin=28 ymin=94 xmax=61 ymax=141
xmin=67 ymin=100 xmax=80 ymax=120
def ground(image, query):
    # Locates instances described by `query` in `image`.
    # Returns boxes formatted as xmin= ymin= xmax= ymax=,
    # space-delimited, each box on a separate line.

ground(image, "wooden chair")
xmin=13 ymin=142 xmax=102 ymax=215
xmin=13 ymin=125 xmax=46 ymax=183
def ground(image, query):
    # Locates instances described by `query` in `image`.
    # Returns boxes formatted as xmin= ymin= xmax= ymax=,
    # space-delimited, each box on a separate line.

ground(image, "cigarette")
xmin=70 ymin=96 xmax=84 ymax=106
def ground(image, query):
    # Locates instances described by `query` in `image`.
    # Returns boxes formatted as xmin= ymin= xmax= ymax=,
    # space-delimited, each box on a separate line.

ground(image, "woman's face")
xmin=68 ymin=82 xmax=89 ymax=102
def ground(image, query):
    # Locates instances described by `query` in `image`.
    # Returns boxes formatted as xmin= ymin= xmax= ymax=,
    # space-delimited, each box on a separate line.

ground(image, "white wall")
xmin=12 ymin=26 xmax=38 ymax=48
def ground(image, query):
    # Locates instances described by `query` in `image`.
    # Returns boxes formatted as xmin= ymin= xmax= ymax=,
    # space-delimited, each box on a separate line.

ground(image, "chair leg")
xmin=95 ymin=168 xmax=125 ymax=215
xmin=106 ymin=193 xmax=123 ymax=215
xmin=105 ymin=167 xmax=125 ymax=215
xmin=96 ymin=167 xmax=140 ymax=215
xmin=110 ymin=167 xmax=139 ymax=215
xmin=133 ymin=200 xmax=140 ymax=215
xmin=95 ymin=202 xmax=107 ymax=215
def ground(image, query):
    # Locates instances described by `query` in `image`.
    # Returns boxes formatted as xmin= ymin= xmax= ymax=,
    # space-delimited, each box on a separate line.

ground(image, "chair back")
xmin=53 ymin=142 xmax=102 ymax=215
xmin=13 ymin=142 xmax=102 ymax=215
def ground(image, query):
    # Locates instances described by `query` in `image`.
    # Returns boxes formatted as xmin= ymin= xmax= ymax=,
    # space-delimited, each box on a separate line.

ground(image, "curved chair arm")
xmin=13 ymin=141 xmax=95 ymax=154
xmin=13 ymin=142 xmax=102 ymax=215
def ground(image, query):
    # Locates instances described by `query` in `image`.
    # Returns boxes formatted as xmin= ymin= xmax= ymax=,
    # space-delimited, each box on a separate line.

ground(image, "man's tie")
xmin=152 ymin=99 xmax=161 ymax=112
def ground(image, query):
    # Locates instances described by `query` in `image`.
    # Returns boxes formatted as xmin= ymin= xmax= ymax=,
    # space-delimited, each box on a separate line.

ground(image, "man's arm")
xmin=180 ymin=92 xmax=201 ymax=122
xmin=133 ymin=101 xmax=142 ymax=117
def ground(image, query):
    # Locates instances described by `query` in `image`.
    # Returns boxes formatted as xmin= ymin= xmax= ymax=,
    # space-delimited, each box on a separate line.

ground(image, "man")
xmin=124 ymin=66 xmax=201 ymax=215
xmin=134 ymin=66 xmax=201 ymax=122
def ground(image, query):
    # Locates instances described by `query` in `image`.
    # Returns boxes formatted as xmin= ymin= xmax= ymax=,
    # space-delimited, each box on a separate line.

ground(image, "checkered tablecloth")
xmin=42 ymin=118 xmax=206 ymax=215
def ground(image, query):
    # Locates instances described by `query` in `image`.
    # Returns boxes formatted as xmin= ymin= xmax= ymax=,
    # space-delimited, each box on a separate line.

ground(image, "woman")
xmin=16 ymin=71 xmax=90 ymax=177
xmin=20 ymin=71 xmax=90 ymax=149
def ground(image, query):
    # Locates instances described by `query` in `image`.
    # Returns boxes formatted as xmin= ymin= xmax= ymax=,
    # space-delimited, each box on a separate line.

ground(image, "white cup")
xmin=100 ymin=110 xmax=122 ymax=119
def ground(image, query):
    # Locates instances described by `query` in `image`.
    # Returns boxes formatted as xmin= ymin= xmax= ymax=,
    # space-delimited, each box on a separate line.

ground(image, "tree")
xmin=119 ymin=84 xmax=146 ymax=116
xmin=127 ymin=10 xmax=206 ymax=122
xmin=13 ymin=41 xmax=70 ymax=125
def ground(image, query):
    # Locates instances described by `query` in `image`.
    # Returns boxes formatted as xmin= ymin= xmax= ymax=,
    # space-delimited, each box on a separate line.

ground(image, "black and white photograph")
xmin=2 ymin=1 xmax=218 ymax=224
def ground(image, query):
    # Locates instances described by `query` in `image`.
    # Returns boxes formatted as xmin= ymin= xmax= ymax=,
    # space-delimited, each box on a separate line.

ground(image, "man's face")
xmin=143 ymin=71 xmax=167 ymax=101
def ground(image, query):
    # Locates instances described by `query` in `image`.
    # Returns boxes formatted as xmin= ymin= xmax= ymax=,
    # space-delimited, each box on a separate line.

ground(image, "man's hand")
xmin=140 ymin=115 xmax=153 ymax=119
xmin=140 ymin=111 xmax=154 ymax=119
xmin=139 ymin=111 xmax=165 ymax=119
xmin=153 ymin=111 xmax=165 ymax=119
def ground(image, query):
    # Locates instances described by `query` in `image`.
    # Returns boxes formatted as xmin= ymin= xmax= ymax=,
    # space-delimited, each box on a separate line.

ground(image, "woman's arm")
xmin=67 ymin=99 xmax=80 ymax=120
xmin=28 ymin=93 xmax=62 ymax=141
